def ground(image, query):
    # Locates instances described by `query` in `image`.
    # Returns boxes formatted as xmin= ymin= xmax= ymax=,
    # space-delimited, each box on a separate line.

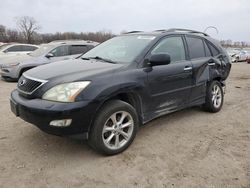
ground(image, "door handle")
xmin=208 ymin=59 xmax=216 ymax=66
xmin=183 ymin=66 xmax=192 ymax=71
xmin=208 ymin=63 xmax=216 ymax=66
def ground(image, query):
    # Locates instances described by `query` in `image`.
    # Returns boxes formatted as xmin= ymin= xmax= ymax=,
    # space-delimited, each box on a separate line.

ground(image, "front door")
xmin=146 ymin=36 xmax=193 ymax=114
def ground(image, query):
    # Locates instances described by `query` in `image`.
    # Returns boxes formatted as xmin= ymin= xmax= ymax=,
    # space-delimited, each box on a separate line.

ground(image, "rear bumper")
xmin=10 ymin=90 xmax=99 ymax=139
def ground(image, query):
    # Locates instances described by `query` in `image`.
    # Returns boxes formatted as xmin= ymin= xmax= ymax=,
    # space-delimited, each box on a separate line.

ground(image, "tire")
xmin=203 ymin=81 xmax=224 ymax=113
xmin=88 ymin=100 xmax=139 ymax=155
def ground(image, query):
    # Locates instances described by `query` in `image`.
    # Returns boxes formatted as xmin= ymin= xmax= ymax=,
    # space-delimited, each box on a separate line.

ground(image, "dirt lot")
xmin=0 ymin=63 xmax=250 ymax=188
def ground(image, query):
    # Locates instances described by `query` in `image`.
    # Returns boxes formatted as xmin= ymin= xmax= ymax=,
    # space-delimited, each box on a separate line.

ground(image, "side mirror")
xmin=45 ymin=53 xmax=54 ymax=58
xmin=149 ymin=53 xmax=171 ymax=66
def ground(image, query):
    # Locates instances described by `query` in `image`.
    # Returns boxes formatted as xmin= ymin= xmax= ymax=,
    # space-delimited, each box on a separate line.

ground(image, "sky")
xmin=0 ymin=0 xmax=250 ymax=42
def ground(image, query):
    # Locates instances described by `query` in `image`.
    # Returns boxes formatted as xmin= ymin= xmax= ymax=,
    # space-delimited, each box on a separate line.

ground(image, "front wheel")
xmin=203 ymin=81 xmax=224 ymax=113
xmin=88 ymin=100 xmax=139 ymax=155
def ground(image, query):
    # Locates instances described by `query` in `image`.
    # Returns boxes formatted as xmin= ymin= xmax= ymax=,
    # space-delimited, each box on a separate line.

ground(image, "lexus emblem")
xmin=19 ymin=79 xmax=26 ymax=86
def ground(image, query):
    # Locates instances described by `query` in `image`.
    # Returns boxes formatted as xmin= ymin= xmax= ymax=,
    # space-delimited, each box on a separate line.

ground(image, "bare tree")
xmin=0 ymin=25 xmax=7 ymax=42
xmin=15 ymin=16 xmax=40 ymax=43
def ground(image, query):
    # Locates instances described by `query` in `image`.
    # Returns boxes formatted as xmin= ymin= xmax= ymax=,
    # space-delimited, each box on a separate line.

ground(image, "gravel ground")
xmin=0 ymin=63 xmax=250 ymax=188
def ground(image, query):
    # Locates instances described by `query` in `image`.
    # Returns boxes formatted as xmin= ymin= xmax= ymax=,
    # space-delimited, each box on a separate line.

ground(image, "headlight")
xmin=42 ymin=81 xmax=90 ymax=102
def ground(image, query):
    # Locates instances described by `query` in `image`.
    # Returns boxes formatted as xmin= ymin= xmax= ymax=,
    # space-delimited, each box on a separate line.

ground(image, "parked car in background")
xmin=236 ymin=50 xmax=248 ymax=62
xmin=226 ymin=49 xmax=238 ymax=62
xmin=0 ymin=43 xmax=39 ymax=56
xmin=247 ymin=55 xmax=250 ymax=63
xmin=227 ymin=48 xmax=249 ymax=63
xmin=0 ymin=40 xmax=99 ymax=81
xmin=0 ymin=42 xmax=6 ymax=47
xmin=10 ymin=29 xmax=231 ymax=155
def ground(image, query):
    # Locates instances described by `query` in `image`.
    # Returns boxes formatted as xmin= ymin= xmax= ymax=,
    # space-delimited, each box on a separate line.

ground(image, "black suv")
xmin=10 ymin=29 xmax=231 ymax=155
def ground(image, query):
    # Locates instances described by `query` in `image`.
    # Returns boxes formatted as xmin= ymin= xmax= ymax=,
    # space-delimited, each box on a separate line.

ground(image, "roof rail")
xmin=124 ymin=31 xmax=143 ymax=34
xmin=49 ymin=39 xmax=90 ymax=43
xmin=154 ymin=29 xmax=167 ymax=32
xmin=166 ymin=28 xmax=209 ymax=36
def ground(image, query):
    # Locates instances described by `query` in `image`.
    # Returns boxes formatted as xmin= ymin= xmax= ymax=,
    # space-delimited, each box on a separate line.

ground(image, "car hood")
xmin=25 ymin=59 xmax=124 ymax=81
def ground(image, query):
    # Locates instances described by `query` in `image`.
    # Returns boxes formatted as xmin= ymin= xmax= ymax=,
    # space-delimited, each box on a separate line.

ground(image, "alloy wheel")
xmin=102 ymin=111 xmax=134 ymax=150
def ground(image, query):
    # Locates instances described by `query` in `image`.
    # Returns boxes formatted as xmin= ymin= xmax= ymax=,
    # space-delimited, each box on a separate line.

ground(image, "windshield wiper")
xmin=87 ymin=56 xmax=117 ymax=64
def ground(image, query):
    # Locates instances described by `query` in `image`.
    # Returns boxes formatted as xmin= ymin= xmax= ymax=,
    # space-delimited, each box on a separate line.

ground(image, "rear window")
xmin=186 ymin=37 xmax=206 ymax=59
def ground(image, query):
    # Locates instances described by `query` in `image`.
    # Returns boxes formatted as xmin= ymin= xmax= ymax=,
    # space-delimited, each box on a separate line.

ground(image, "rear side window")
xmin=151 ymin=36 xmax=186 ymax=63
xmin=207 ymin=42 xmax=220 ymax=56
xmin=186 ymin=37 xmax=206 ymax=59
xmin=204 ymin=42 xmax=212 ymax=57
xmin=50 ymin=45 xmax=70 ymax=57
xmin=70 ymin=45 xmax=89 ymax=55
xmin=5 ymin=45 xmax=22 ymax=52
xmin=23 ymin=45 xmax=38 ymax=51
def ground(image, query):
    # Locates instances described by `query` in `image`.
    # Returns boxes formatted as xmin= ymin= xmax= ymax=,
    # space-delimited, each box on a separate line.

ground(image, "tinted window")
xmin=30 ymin=44 xmax=56 ymax=57
xmin=186 ymin=37 xmax=206 ymax=59
xmin=6 ymin=45 xmax=22 ymax=52
xmin=151 ymin=36 xmax=186 ymax=62
xmin=50 ymin=45 xmax=69 ymax=57
xmin=204 ymin=41 xmax=212 ymax=57
xmin=207 ymin=42 xmax=220 ymax=56
xmin=23 ymin=45 xmax=38 ymax=51
xmin=70 ymin=45 xmax=88 ymax=55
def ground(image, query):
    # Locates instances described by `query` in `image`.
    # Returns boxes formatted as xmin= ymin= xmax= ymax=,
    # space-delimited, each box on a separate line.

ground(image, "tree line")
xmin=0 ymin=16 xmax=114 ymax=44
xmin=0 ymin=16 xmax=249 ymax=48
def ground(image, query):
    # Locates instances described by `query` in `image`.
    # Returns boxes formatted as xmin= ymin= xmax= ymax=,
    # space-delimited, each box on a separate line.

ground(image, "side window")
xmin=23 ymin=45 xmax=38 ymax=51
xmin=207 ymin=42 xmax=220 ymax=56
xmin=70 ymin=45 xmax=89 ymax=55
xmin=186 ymin=37 xmax=206 ymax=59
xmin=204 ymin=41 xmax=212 ymax=57
xmin=151 ymin=36 xmax=186 ymax=63
xmin=50 ymin=45 xmax=69 ymax=57
xmin=5 ymin=45 xmax=22 ymax=52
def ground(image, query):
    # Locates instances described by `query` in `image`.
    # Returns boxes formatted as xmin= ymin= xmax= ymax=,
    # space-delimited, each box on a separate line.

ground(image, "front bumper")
xmin=0 ymin=66 xmax=18 ymax=79
xmin=10 ymin=89 xmax=99 ymax=139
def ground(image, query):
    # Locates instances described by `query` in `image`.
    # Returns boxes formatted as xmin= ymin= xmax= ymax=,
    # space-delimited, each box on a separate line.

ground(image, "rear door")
xmin=146 ymin=35 xmax=193 ymax=114
xmin=185 ymin=35 xmax=213 ymax=103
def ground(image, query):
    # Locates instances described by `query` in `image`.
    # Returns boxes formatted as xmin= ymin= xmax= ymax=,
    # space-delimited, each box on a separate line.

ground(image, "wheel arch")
xmin=102 ymin=92 xmax=143 ymax=124
xmin=18 ymin=66 xmax=36 ymax=78
xmin=88 ymin=91 xmax=143 ymax=134
xmin=212 ymin=76 xmax=225 ymax=87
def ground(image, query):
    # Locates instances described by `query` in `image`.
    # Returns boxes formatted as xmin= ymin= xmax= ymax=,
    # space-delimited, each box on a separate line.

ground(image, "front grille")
xmin=18 ymin=75 xmax=46 ymax=94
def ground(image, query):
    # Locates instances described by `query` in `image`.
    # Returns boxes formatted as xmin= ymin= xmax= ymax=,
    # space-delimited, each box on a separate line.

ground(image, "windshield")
xmin=81 ymin=35 xmax=156 ymax=64
xmin=29 ymin=44 xmax=56 ymax=57
xmin=0 ymin=44 xmax=11 ymax=51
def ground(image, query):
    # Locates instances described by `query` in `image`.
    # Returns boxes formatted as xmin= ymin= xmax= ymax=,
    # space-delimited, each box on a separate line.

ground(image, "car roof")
xmin=5 ymin=43 xmax=39 ymax=47
xmin=123 ymin=28 xmax=209 ymax=37
xmin=123 ymin=28 xmax=222 ymax=51
xmin=48 ymin=40 xmax=99 ymax=46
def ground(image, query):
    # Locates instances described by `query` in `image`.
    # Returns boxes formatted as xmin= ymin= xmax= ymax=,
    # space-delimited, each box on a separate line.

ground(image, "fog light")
xmin=49 ymin=119 xmax=72 ymax=127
